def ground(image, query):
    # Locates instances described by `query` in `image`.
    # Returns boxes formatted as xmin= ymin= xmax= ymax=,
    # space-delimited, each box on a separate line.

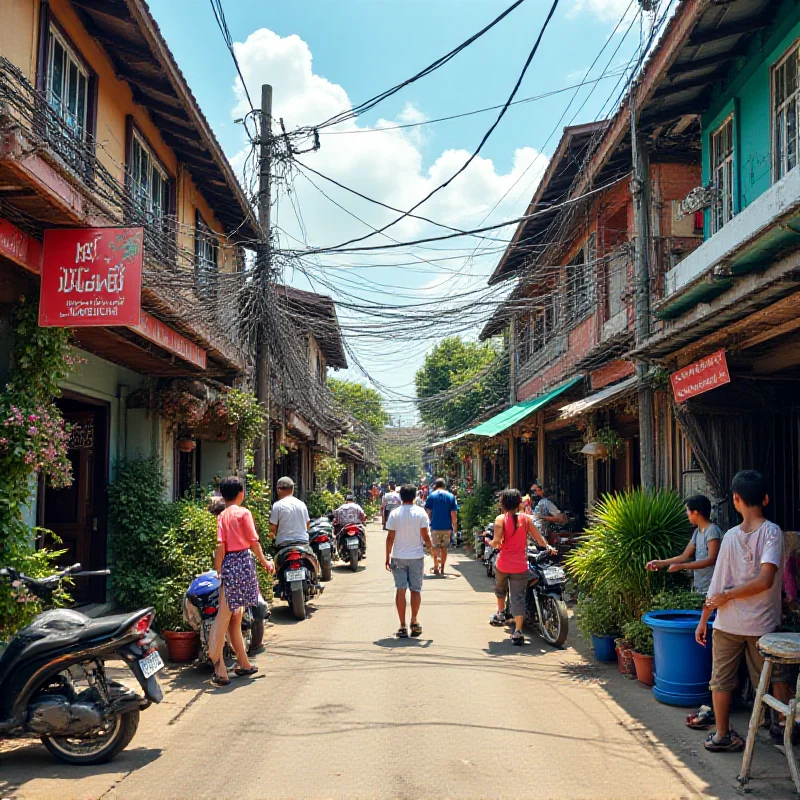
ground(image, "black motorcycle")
xmin=0 ymin=563 xmax=162 ymax=765
xmin=335 ymin=522 xmax=365 ymax=572
xmin=505 ymin=547 xmax=569 ymax=647
xmin=274 ymin=543 xmax=322 ymax=620
xmin=309 ymin=515 xmax=335 ymax=582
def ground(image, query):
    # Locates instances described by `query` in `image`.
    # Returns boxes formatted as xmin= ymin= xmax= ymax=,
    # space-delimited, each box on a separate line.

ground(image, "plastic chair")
xmin=739 ymin=632 xmax=800 ymax=794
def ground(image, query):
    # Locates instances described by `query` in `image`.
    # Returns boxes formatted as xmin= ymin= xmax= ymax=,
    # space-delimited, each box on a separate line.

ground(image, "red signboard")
xmin=671 ymin=349 xmax=731 ymax=403
xmin=0 ymin=218 xmax=43 ymax=274
xmin=132 ymin=311 xmax=207 ymax=370
xmin=39 ymin=227 xmax=143 ymax=327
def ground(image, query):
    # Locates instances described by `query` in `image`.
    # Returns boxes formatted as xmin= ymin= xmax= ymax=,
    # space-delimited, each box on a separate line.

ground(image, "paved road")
xmin=3 ymin=523 xmax=794 ymax=799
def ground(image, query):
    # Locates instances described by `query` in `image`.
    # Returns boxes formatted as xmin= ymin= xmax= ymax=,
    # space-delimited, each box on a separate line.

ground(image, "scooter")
xmin=0 ymin=563 xmax=162 ymax=765
xmin=483 ymin=527 xmax=499 ymax=578
xmin=183 ymin=570 xmax=269 ymax=665
xmin=309 ymin=515 xmax=334 ymax=582
xmin=335 ymin=522 xmax=366 ymax=572
xmin=274 ymin=543 xmax=322 ymax=620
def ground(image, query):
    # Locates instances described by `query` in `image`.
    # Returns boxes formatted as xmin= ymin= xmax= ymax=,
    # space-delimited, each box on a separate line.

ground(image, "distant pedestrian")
xmin=208 ymin=476 xmax=274 ymax=686
xmin=385 ymin=484 xmax=432 ymax=638
xmin=487 ymin=489 xmax=553 ymax=645
xmin=531 ymin=483 xmax=563 ymax=546
xmin=381 ymin=481 xmax=402 ymax=529
xmin=425 ymin=477 xmax=458 ymax=576
xmin=647 ymin=494 xmax=721 ymax=594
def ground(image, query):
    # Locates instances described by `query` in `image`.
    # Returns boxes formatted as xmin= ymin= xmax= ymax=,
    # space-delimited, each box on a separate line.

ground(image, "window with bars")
xmin=774 ymin=43 xmax=800 ymax=182
xmin=46 ymin=26 xmax=89 ymax=140
xmin=566 ymin=247 xmax=593 ymax=322
xmin=195 ymin=213 xmax=218 ymax=297
xmin=711 ymin=115 xmax=734 ymax=234
xmin=131 ymin=133 xmax=170 ymax=224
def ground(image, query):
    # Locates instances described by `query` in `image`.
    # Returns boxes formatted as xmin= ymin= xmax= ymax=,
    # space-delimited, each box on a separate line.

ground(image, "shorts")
xmin=495 ymin=569 xmax=529 ymax=618
xmin=391 ymin=558 xmax=424 ymax=593
xmin=710 ymin=628 xmax=788 ymax=692
xmin=430 ymin=530 xmax=451 ymax=549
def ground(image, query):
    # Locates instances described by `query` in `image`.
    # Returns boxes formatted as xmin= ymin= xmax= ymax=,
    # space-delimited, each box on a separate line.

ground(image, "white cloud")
xmin=228 ymin=28 xmax=547 ymax=394
xmin=569 ymin=0 xmax=637 ymax=23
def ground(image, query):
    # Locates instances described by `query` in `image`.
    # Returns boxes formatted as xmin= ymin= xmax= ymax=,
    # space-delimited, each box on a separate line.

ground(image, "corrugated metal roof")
xmin=559 ymin=376 xmax=637 ymax=420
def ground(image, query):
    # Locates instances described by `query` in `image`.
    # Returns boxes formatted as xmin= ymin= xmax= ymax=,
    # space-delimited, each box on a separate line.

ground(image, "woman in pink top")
xmin=487 ymin=489 xmax=552 ymax=645
xmin=208 ymin=476 xmax=274 ymax=686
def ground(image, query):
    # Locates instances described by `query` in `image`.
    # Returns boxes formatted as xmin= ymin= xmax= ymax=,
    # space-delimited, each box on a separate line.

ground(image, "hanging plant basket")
xmin=177 ymin=438 xmax=196 ymax=453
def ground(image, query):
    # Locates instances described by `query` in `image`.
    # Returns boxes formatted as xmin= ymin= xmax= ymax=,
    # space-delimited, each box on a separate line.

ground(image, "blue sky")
xmin=149 ymin=0 xmax=643 ymax=424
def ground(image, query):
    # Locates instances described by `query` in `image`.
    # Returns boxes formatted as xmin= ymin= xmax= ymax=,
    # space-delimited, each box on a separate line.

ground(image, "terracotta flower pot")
xmin=615 ymin=638 xmax=637 ymax=678
xmin=177 ymin=438 xmax=196 ymax=453
xmin=632 ymin=651 xmax=655 ymax=687
xmin=163 ymin=630 xmax=199 ymax=662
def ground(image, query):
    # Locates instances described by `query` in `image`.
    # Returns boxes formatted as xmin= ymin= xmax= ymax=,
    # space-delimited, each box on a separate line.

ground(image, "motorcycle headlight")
xmin=543 ymin=566 xmax=565 ymax=583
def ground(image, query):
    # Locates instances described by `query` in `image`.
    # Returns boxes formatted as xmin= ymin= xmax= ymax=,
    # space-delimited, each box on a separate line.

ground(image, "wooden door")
xmin=41 ymin=404 xmax=108 ymax=602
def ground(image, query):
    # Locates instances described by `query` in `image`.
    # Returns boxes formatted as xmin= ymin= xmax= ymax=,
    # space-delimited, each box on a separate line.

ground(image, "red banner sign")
xmin=132 ymin=311 xmax=207 ymax=370
xmin=671 ymin=349 xmax=731 ymax=403
xmin=0 ymin=218 xmax=42 ymax=274
xmin=39 ymin=227 xmax=143 ymax=327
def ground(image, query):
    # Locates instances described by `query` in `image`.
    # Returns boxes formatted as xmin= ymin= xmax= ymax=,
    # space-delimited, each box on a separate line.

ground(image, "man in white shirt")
xmin=385 ymin=484 xmax=432 ymax=639
xmin=696 ymin=470 xmax=790 ymax=752
xmin=269 ymin=476 xmax=310 ymax=546
xmin=381 ymin=481 xmax=402 ymax=530
xmin=333 ymin=494 xmax=367 ymax=528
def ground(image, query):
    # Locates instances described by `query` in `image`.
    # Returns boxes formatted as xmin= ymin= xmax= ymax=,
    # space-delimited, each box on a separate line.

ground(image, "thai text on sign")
xmin=39 ymin=228 xmax=143 ymax=327
xmin=670 ymin=349 xmax=731 ymax=403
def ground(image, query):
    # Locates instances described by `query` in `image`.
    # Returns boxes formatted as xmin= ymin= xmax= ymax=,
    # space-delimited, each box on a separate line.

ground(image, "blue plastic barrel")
xmin=643 ymin=610 xmax=714 ymax=707
xmin=591 ymin=635 xmax=617 ymax=662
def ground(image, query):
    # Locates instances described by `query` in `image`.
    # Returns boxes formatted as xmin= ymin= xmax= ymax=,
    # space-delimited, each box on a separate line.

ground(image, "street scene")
xmin=3 ymin=0 xmax=800 ymax=798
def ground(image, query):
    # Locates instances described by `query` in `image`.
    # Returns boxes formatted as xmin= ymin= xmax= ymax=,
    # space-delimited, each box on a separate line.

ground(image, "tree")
xmin=415 ymin=337 xmax=507 ymax=433
xmin=378 ymin=441 xmax=422 ymax=485
xmin=328 ymin=378 xmax=389 ymax=434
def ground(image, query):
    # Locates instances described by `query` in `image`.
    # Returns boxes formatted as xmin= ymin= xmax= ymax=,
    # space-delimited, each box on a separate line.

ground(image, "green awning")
xmin=469 ymin=376 xmax=583 ymax=437
xmin=428 ymin=431 xmax=473 ymax=449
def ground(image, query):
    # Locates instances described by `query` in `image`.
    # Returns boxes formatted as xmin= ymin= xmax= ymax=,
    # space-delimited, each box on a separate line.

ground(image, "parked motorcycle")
xmin=183 ymin=569 xmax=268 ymax=664
xmin=335 ymin=522 xmax=366 ymax=572
xmin=0 ymin=563 xmax=162 ymax=765
xmin=309 ymin=515 xmax=335 ymax=582
xmin=274 ymin=543 xmax=322 ymax=620
xmin=482 ymin=524 xmax=499 ymax=578
xmin=505 ymin=547 xmax=569 ymax=647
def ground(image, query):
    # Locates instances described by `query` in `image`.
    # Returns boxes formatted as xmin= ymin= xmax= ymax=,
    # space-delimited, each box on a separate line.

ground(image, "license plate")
xmin=346 ymin=538 xmax=359 ymax=548
xmin=139 ymin=650 xmax=164 ymax=679
xmin=318 ymin=543 xmax=331 ymax=551
xmin=285 ymin=569 xmax=305 ymax=582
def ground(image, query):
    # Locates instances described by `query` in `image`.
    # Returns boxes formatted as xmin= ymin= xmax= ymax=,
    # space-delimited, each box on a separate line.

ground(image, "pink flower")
xmin=27 ymin=427 xmax=38 ymax=436
xmin=28 ymin=414 xmax=38 ymax=421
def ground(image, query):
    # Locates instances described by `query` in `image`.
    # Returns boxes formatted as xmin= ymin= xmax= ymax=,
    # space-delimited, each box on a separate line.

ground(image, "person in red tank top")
xmin=487 ymin=489 xmax=553 ymax=645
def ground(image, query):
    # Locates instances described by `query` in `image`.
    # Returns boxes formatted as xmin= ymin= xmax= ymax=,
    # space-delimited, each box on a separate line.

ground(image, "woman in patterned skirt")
xmin=208 ymin=476 xmax=274 ymax=686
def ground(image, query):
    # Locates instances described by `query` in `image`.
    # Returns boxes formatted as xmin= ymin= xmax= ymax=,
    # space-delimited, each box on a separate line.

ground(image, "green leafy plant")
xmin=623 ymin=619 xmax=654 ymax=656
xmin=224 ymin=389 xmax=265 ymax=450
xmin=565 ymin=489 xmax=692 ymax=622
xmin=649 ymin=587 xmax=705 ymax=612
xmin=594 ymin=427 xmax=625 ymax=459
xmin=306 ymin=490 xmax=345 ymax=519
xmin=576 ymin=588 xmax=623 ymax=639
xmin=460 ymin=485 xmax=496 ymax=533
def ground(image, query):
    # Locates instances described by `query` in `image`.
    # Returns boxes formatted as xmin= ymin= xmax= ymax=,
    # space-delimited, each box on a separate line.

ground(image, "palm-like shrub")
xmin=565 ymin=489 xmax=691 ymax=623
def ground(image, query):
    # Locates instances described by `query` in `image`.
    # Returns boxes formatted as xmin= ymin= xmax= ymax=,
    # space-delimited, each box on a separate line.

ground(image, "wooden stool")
xmin=739 ymin=632 xmax=800 ymax=794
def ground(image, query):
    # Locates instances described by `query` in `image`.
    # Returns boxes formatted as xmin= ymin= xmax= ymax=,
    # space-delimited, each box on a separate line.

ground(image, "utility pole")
xmin=630 ymin=94 xmax=656 ymax=490
xmin=254 ymin=84 xmax=273 ymax=484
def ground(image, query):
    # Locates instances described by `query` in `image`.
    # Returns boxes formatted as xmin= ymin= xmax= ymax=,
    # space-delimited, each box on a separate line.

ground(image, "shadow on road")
xmin=266 ymin=602 xmax=321 ymax=625
xmin=373 ymin=637 xmax=433 ymax=649
xmin=0 ymin=745 xmax=162 ymax=797
xmin=451 ymin=557 xmax=495 ymax=594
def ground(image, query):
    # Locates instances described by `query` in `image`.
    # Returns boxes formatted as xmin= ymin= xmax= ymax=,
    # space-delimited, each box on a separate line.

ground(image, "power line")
xmin=209 ymin=0 xmax=254 ymax=112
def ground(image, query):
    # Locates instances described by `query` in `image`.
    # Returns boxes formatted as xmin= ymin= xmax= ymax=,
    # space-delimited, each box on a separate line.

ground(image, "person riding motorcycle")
xmin=334 ymin=494 xmax=367 ymax=531
xmin=531 ymin=482 xmax=564 ymax=547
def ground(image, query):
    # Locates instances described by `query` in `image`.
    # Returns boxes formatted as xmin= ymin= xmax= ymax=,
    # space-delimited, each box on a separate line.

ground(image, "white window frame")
xmin=710 ymin=114 xmax=734 ymax=234
xmin=195 ymin=212 xmax=218 ymax=296
xmin=46 ymin=24 xmax=89 ymax=140
xmin=773 ymin=41 xmax=800 ymax=183
xmin=131 ymin=131 xmax=170 ymax=223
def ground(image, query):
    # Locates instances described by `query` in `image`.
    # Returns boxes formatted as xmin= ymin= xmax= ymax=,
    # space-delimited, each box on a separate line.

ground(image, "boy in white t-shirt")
xmin=696 ymin=470 xmax=790 ymax=752
xmin=385 ymin=484 xmax=432 ymax=639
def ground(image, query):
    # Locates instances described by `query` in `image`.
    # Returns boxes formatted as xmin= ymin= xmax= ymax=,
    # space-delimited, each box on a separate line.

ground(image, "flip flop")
xmin=410 ymin=622 xmax=422 ymax=637
xmin=211 ymin=672 xmax=230 ymax=687
xmin=234 ymin=665 xmax=259 ymax=677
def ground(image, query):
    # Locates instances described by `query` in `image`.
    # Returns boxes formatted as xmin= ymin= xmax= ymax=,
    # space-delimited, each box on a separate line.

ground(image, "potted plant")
xmin=177 ymin=438 xmax=196 ymax=453
xmin=623 ymin=619 xmax=655 ymax=686
xmin=576 ymin=590 xmax=619 ymax=662
xmin=155 ymin=580 xmax=199 ymax=663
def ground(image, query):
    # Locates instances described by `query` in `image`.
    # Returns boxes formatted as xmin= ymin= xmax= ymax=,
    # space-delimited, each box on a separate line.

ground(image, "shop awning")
xmin=428 ymin=431 xmax=474 ymax=449
xmin=469 ymin=376 xmax=583 ymax=437
xmin=558 ymin=376 xmax=637 ymax=421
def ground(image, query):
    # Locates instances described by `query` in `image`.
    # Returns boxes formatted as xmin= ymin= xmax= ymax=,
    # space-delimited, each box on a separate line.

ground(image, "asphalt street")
xmin=3 ymin=522 xmax=795 ymax=799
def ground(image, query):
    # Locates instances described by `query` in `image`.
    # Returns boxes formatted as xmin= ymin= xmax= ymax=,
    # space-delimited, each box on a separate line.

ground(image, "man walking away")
xmin=386 ymin=484 xmax=431 ymax=638
xmin=381 ymin=481 xmax=402 ymax=529
xmin=269 ymin=476 xmax=310 ymax=546
xmin=425 ymin=478 xmax=458 ymax=576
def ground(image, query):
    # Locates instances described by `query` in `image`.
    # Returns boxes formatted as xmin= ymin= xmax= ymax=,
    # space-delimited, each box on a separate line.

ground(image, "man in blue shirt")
xmin=425 ymin=478 xmax=458 ymax=576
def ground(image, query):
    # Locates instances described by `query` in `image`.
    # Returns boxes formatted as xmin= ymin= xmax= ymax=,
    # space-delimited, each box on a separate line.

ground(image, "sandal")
xmin=686 ymin=706 xmax=715 ymax=730
xmin=396 ymin=627 xmax=408 ymax=638
xmin=703 ymin=730 xmax=745 ymax=752
xmin=410 ymin=622 xmax=422 ymax=637
xmin=490 ymin=613 xmax=506 ymax=626
xmin=770 ymin=721 xmax=800 ymax=745
xmin=234 ymin=665 xmax=259 ymax=677
xmin=211 ymin=672 xmax=231 ymax=687
xmin=511 ymin=630 xmax=525 ymax=646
